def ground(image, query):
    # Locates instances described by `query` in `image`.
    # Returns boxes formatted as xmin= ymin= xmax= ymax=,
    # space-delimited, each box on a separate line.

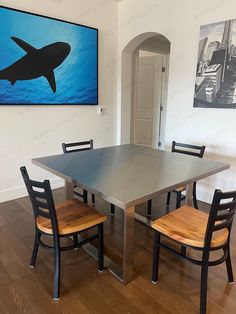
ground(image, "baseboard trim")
xmin=0 ymin=178 xmax=64 ymax=203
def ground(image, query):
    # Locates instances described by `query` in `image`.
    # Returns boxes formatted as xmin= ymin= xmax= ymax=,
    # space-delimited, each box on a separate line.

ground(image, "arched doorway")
xmin=120 ymin=32 xmax=171 ymax=148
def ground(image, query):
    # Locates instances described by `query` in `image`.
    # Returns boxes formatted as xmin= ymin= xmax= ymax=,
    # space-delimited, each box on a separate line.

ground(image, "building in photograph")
xmin=205 ymin=41 xmax=220 ymax=63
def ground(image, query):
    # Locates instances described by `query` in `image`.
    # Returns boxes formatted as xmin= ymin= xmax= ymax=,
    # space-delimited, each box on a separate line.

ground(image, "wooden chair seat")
xmin=151 ymin=205 xmax=229 ymax=248
xmin=36 ymin=199 xmax=107 ymax=235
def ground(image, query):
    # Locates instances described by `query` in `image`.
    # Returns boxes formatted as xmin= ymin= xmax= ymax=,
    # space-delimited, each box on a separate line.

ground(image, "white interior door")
xmin=132 ymin=54 xmax=165 ymax=148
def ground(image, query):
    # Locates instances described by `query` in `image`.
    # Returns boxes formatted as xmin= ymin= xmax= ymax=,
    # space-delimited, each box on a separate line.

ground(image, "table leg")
xmin=123 ymin=206 xmax=135 ymax=284
xmin=75 ymin=205 xmax=135 ymax=285
xmin=65 ymin=181 xmax=73 ymax=200
xmin=186 ymin=183 xmax=194 ymax=206
xmin=65 ymin=180 xmax=135 ymax=285
xmin=182 ymin=183 xmax=194 ymax=256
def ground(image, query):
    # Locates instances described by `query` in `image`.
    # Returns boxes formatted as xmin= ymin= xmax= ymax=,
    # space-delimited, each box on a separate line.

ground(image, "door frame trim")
xmin=119 ymin=32 xmax=171 ymax=147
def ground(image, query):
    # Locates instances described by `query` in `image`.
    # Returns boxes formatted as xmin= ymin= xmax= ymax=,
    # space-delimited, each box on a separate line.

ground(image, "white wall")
xmin=0 ymin=0 xmax=118 ymax=202
xmin=118 ymin=0 xmax=236 ymax=203
xmin=2 ymin=0 xmax=236 ymax=204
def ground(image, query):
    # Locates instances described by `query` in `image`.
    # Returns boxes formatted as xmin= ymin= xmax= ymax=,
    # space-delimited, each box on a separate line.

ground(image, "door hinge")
xmin=160 ymin=105 xmax=164 ymax=111
xmin=158 ymin=141 xmax=162 ymax=147
xmin=162 ymin=67 xmax=165 ymax=72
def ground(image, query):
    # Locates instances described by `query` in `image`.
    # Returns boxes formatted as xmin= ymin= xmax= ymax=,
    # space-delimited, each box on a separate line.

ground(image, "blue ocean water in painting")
xmin=0 ymin=7 xmax=98 ymax=104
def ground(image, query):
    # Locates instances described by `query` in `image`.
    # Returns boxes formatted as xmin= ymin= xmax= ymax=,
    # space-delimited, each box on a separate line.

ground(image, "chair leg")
xmin=73 ymin=234 xmax=78 ymax=247
xmin=152 ymin=232 xmax=160 ymax=283
xmin=176 ymin=191 xmax=182 ymax=209
xmin=98 ymin=223 xmax=104 ymax=272
xmin=147 ymin=199 xmax=152 ymax=217
xmin=200 ymin=256 xmax=209 ymax=314
xmin=192 ymin=182 xmax=199 ymax=209
xmin=111 ymin=204 xmax=115 ymax=216
xmin=53 ymin=237 xmax=61 ymax=300
xmin=83 ymin=189 xmax=88 ymax=204
xmin=30 ymin=230 xmax=40 ymax=267
xmin=181 ymin=246 xmax=187 ymax=256
xmin=225 ymin=246 xmax=234 ymax=283
xmin=92 ymin=193 xmax=95 ymax=205
xmin=166 ymin=192 xmax=171 ymax=212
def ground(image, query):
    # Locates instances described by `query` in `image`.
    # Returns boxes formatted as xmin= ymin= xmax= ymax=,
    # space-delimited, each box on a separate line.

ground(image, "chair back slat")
xmin=31 ymin=189 xmax=47 ymax=199
xmin=31 ymin=197 xmax=51 ymax=215
xmin=215 ymin=210 xmax=235 ymax=222
xmin=172 ymin=141 xmax=205 ymax=158
xmin=213 ymin=216 xmax=234 ymax=231
xmin=204 ymin=189 xmax=236 ymax=249
xmin=62 ymin=139 xmax=93 ymax=154
xmin=217 ymin=190 xmax=236 ymax=199
xmin=20 ymin=166 xmax=59 ymax=233
xmin=217 ymin=199 xmax=236 ymax=211
xmin=28 ymin=179 xmax=47 ymax=189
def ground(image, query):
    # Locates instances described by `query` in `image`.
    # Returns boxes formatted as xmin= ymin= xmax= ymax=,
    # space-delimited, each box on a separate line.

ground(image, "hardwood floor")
xmin=0 ymin=188 xmax=235 ymax=313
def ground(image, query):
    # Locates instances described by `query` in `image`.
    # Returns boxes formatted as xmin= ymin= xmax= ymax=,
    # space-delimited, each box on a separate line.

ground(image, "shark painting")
xmin=0 ymin=37 xmax=71 ymax=93
xmin=0 ymin=5 xmax=98 ymax=104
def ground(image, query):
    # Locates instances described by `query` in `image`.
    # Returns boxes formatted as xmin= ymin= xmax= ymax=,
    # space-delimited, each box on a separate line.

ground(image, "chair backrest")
xmin=204 ymin=189 xmax=236 ymax=249
xmin=20 ymin=166 xmax=59 ymax=234
xmin=62 ymin=139 xmax=93 ymax=154
xmin=172 ymin=141 xmax=205 ymax=158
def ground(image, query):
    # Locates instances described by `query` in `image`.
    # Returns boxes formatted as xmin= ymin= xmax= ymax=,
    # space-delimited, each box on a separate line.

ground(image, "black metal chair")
xmin=62 ymin=140 xmax=116 ymax=216
xmin=151 ymin=189 xmax=236 ymax=314
xmin=20 ymin=166 xmax=106 ymax=300
xmin=62 ymin=140 xmax=95 ymax=204
xmin=166 ymin=141 xmax=206 ymax=210
xmin=147 ymin=141 xmax=205 ymax=217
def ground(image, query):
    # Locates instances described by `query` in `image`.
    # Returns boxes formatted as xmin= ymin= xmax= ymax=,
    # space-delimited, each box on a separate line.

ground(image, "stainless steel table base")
xmin=123 ymin=206 xmax=135 ymax=284
xmin=183 ymin=183 xmax=194 ymax=256
xmin=77 ymin=236 xmax=124 ymax=282
xmin=65 ymin=181 xmax=74 ymax=200
xmin=66 ymin=181 xmax=135 ymax=284
xmin=186 ymin=183 xmax=194 ymax=206
xmin=134 ymin=212 xmax=152 ymax=227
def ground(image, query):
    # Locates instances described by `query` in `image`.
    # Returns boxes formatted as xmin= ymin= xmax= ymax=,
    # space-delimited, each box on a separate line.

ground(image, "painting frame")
xmin=194 ymin=18 xmax=236 ymax=109
xmin=0 ymin=5 xmax=99 ymax=106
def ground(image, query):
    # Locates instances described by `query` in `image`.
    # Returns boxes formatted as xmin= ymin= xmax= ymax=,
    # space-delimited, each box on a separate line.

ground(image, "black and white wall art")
xmin=194 ymin=19 xmax=236 ymax=108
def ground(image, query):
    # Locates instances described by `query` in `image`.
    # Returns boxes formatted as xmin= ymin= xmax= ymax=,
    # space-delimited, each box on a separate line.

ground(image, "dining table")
xmin=32 ymin=144 xmax=230 ymax=285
